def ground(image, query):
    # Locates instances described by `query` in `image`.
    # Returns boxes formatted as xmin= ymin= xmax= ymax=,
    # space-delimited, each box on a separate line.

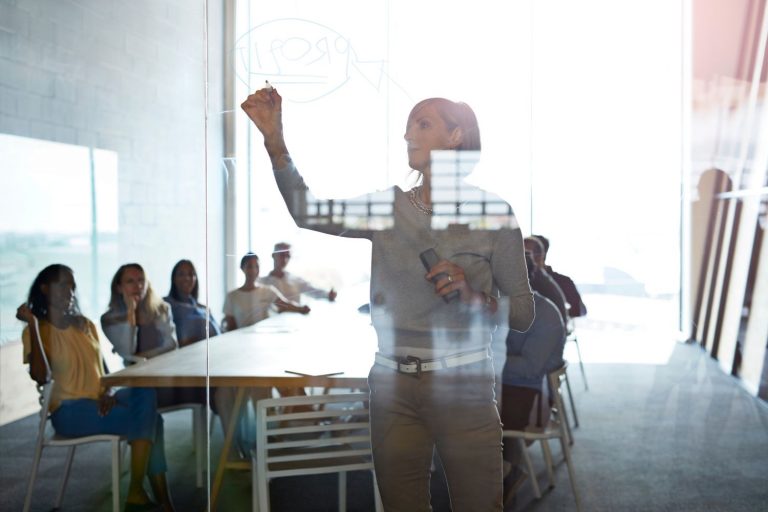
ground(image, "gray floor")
xmin=1 ymin=341 xmax=767 ymax=512
xmin=511 ymin=342 xmax=768 ymax=512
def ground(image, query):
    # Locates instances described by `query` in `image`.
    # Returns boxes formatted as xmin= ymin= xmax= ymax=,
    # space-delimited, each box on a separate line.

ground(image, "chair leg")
xmin=564 ymin=370 xmax=580 ymax=428
xmin=209 ymin=410 xmax=218 ymax=438
xmin=519 ymin=439 xmax=541 ymax=499
xmin=111 ymin=439 xmax=121 ymax=512
xmin=572 ymin=336 xmax=588 ymax=390
xmin=338 ymin=471 xmax=347 ymax=512
xmin=55 ymin=445 xmax=76 ymax=508
xmin=22 ymin=441 xmax=45 ymax=512
xmin=193 ymin=406 xmax=204 ymax=487
xmin=121 ymin=439 xmax=129 ymax=475
xmin=558 ymin=396 xmax=574 ymax=446
xmin=561 ymin=433 xmax=583 ymax=512
xmin=540 ymin=439 xmax=555 ymax=489
xmin=541 ymin=439 xmax=555 ymax=489
xmin=258 ymin=475 xmax=271 ymax=512
xmin=372 ymin=470 xmax=383 ymax=512
xmin=252 ymin=456 xmax=259 ymax=512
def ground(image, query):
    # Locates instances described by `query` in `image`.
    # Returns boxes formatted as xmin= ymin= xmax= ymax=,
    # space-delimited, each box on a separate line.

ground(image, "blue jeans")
xmin=368 ymin=358 xmax=503 ymax=512
xmin=51 ymin=387 xmax=167 ymax=475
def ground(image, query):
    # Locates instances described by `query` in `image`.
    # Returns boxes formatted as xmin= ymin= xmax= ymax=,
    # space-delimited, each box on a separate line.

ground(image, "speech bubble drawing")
xmin=234 ymin=18 xmax=388 ymax=103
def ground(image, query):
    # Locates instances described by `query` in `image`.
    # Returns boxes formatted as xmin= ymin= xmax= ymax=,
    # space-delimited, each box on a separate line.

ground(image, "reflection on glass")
xmin=240 ymin=81 xmax=535 ymax=507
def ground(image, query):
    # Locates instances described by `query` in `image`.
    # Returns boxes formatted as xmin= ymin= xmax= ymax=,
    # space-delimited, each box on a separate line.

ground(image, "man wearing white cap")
xmin=259 ymin=242 xmax=337 ymax=303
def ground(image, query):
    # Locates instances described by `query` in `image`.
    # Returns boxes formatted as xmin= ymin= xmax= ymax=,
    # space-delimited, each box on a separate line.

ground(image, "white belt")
xmin=375 ymin=349 xmax=489 ymax=375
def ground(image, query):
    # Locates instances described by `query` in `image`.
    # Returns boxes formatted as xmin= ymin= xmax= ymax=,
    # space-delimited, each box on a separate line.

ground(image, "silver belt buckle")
xmin=403 ymin=355 xmax=422 ymax=377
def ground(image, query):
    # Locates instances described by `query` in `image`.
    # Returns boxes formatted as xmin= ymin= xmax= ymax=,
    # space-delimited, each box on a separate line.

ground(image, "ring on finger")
xmin=447 ymin=274 xmax=454 ymax=283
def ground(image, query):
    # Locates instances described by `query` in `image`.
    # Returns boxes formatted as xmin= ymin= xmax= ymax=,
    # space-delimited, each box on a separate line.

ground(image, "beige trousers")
xmin=368 ymin=358 xmax=503 ymax=512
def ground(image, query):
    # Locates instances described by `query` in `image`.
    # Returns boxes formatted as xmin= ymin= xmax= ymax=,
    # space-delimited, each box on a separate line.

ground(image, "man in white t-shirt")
xmin=258 ymin=242 xmax=337 ymax=303
xmin=218 ymin=252 xmax=310 ymax=456
xmin=223 ymin=252 xmax=309 ymax=331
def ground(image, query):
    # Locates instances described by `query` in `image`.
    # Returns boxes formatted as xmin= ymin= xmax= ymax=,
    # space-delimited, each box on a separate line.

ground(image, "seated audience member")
xmin=222 ymin=252 xmax=309 ymax=331
xmin=102 ymin=263 xmax=198 ymax=409
xmin=164 ymin=259 xmax=221 ymax=410
xmin=218 ymin=252 xmax=310 ymax=454
xmin=258 ymin=242 xmax=337 ymax=303
xmin=164 ymin=259 xmax=221 ymax=345
xmin=524 ymin=236 xmax=568 ymax=322
xmin=500 ymin=254 xmax=567 ymax=504
xmin=532 ymin=234 xmax=587 ymax=318
xmin=18 ymin=264 xmax=176 ymax=512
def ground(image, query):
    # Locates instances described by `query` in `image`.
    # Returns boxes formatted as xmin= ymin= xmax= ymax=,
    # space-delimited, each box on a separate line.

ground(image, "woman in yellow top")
xmin=17 ymin=264 xmax=176 ymax=512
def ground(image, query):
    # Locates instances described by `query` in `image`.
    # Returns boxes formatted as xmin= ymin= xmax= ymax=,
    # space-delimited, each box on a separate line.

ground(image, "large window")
xmin=0 ymin=134 xmax=118 ymax=349
xmin=230 ymin=0 xmax=685 ymax=364
xmin=528 ymin=1 xmax=685 ymax=365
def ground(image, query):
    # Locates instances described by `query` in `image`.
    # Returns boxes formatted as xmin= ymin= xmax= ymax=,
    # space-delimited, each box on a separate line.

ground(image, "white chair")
xmin=23 ymin=325 xmax=123 ymax=512
xmin=563 ymin=324 xmax=585 ymax=439
xmin=554 ymin=360 xmax=578 ymax=445
xmin=157 ymin=402 xmax=205 ymax=487
xmin=566 ymin=324 xmax=588 ymax=391
xmin=502 ymin=362 xmax=582 ymax=512
xmin=564 ymin=360 xmax=580 ymax=427
xmin=251 ymin=392 xmax=383 ymax=512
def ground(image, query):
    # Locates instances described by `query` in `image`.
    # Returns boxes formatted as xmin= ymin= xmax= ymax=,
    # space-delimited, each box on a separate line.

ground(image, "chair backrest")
xmin=254 ymin=392 xmax=373 ymax=480
xmin=32 ymin=381 xmax=55 ymax=445
xmin=26 ymin=316 xmax=55 ymax=437
xmin=546 ymin=362 xmax=569 ymax=423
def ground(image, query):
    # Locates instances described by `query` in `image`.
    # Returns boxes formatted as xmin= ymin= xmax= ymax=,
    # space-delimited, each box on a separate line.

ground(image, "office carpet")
xmin=1 ymin=341 xmax=767 ymax=512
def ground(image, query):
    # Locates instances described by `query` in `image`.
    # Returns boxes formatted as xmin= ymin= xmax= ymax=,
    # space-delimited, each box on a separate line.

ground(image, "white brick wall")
xmin=0 ymin=0 xmax=226 ymax=318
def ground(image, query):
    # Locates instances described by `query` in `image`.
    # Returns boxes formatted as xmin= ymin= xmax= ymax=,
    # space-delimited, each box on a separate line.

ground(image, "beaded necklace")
xmin=408 ymin=187 xmax=433 ymax=215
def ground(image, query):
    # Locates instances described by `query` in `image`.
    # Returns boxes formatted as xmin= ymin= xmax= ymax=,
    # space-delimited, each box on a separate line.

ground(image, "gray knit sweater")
xmin=274 ymin=163 xmax=534 ymax=356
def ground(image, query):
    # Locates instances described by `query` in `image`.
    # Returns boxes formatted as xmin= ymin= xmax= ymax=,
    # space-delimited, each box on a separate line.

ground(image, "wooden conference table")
xmin=102 ymin=299 xmax=377 ymax=511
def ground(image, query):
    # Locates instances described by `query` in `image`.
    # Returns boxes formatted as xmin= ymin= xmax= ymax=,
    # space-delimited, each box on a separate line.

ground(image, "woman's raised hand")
xmin=16 ymin=303 xmax=35 ymax=323
xmin=241 ymin=86 xmax=292 ymax=169
xmin=241 ymin=86 xmax=283 ymax=140
xmin=123 ymin=291 xmax=138 ymax=326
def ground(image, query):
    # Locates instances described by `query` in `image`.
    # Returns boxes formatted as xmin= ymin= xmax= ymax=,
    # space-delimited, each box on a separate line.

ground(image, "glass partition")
xmin=0 ymin=0 xmax=708 ymax=510
xmin=0 ymin=2 xmax=217 ymax=509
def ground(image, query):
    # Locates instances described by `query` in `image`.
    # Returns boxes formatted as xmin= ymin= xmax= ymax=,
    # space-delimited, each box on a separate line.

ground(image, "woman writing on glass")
xmin=242 ymin=87 xmax=533 ymax=511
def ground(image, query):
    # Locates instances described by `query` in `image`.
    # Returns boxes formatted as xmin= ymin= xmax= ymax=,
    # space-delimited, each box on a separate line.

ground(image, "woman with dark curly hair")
xmin=17 ymin=264 xmax=175 ymax=512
